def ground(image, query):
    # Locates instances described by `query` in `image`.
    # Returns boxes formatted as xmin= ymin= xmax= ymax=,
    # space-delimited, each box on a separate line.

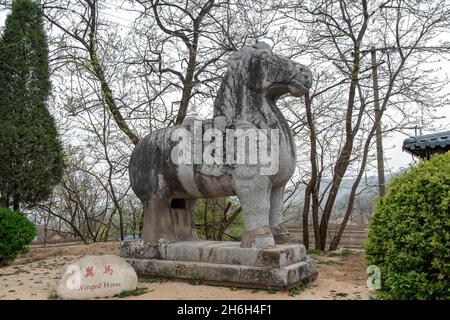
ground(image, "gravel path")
xmin=0 ymin=242 xmax=372 ymax=300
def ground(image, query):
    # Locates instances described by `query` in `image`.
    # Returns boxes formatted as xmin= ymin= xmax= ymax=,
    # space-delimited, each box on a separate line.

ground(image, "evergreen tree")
xmin=0 ymin=0 xmax=64 ymax=210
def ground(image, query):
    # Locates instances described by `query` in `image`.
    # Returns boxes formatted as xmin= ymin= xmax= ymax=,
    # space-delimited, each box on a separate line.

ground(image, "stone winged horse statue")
xmin=129 ymin=42 xmax=312 ymax=249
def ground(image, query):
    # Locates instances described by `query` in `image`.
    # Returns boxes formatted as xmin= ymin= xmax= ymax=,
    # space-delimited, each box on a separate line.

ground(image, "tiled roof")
xmin=403 ymin=130 xmax=450 ymax=155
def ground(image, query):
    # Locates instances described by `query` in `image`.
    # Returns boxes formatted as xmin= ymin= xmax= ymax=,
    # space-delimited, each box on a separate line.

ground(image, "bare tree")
xmin=3 ymin=0 xmax=449 ymax=250
xmin=280 ymin=0 xmax=450 ymax=250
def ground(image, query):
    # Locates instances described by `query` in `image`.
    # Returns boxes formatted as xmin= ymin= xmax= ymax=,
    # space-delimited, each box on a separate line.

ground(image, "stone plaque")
xmin=57 ymin=255 xmax=138 ymax=299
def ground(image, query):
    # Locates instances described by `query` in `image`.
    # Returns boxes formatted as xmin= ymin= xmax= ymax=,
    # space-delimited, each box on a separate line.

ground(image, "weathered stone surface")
xmin=121 ymin=240 xmax=318 ymax=290
xmin=128 ymin=42 xmax=312 ymax=248
xmin=127 ymin=257 xmax=317 ymax=290
xmin=121 ymin=240 xmax=306 ymax=268
xmin=56 ymin=255 xmax=137 ymax=299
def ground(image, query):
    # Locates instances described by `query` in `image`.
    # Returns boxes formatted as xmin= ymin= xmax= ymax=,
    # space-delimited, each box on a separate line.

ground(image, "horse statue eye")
xmin=260 ymin=51 xmax=270 ymax=60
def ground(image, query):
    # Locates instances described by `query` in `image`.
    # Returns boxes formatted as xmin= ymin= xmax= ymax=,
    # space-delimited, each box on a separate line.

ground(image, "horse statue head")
xmin=214 ymin=42 xmax=312 ymax=127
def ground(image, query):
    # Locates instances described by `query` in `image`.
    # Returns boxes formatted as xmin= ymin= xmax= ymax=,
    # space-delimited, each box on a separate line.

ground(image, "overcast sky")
xmin=0 ymin=3 xmax=448 ymax=176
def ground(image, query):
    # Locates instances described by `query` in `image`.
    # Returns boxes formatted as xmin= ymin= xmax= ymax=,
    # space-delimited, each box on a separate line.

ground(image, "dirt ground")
xmin=0 ymin=242 xmax=372 ymax=300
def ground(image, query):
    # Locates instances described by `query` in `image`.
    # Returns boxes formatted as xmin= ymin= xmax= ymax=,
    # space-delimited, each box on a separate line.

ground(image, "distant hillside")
xmin=282 ymin=169 xmax=408 ymax=225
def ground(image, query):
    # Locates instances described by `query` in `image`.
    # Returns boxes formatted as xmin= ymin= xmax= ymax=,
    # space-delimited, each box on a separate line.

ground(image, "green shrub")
xmin=0 ymin=208 xmax=36 ymax=266
xmin=365 ymin=152 xmax=450 ymax=300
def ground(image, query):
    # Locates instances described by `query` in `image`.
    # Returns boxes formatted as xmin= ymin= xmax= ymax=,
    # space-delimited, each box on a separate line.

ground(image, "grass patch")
xmin=138 ymin=274 xmax=170 ymax=283
xmin=47 ymin=292 xmax=60 ymax=300
xmin=307 ymin=249 xmax=328 ymax=256
xmin=335 ymin=292 xmax=348 ymax=298
xmin=307 ymin=249 xmax=353 ymax=257
xmin=369 ymin=294 xmax=378 ymax=300
xmin=0 ymin=267 xmax=29 ymax=276
xmin=288 ymin=284 xmax=309 ymax=297
xmin=189 ymin=273 xmax=201 ymax=285
xmin=330 ymin=290 xmax=349 ymax=299
xmin=317 ymin=260 xmax=344 ymax=266
xmin=340 ymin=249 xmax=352 ymax=256
xmin=267 ymin=287 xmax=277 ymax=294
xmin=325 ymin=252 xmax=340 ymax=257
xmin=251 ymin=289 xmax=259 ymax=293
xmin=114 ymin=287 xmax=148 ymax=298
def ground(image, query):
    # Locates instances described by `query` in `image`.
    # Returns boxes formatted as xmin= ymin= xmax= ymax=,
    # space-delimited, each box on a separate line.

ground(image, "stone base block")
xmin=120 ymin=240 xmax=318 ymax=290
xmin=121 ymin=240 xmax=306 ymax=268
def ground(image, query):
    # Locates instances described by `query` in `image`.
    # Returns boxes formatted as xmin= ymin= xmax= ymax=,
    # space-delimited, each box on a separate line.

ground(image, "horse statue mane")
xmin=212 ymin=43 xmax=269 ymax=123
xmin=129 ymin=42 xmax=312 ymax=249
xmin=213 ymin=42 xmax=310 ymax=128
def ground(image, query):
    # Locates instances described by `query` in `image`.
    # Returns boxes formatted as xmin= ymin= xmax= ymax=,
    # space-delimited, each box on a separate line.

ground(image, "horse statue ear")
xmin=253 ymin=42 xmax=272 ymax=61
xmin=253 ymin=41 xmax=272 ymax=51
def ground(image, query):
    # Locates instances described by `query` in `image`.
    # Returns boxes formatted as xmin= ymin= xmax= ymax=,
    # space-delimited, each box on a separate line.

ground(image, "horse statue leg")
xmin=269 ymin=185 xmax=291 ymax=244
xmin=232 ymin=166 xmax=274 ymax=248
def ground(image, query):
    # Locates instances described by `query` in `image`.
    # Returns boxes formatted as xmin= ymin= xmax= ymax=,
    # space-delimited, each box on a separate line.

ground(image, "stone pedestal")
xmin=120 ymin=240 xmax=318 ymax=290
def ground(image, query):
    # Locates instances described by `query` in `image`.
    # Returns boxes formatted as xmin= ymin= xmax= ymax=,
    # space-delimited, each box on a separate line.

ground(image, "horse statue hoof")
xmin=273 ymin=225 xmax=291 ymax=245
xmin=241 ymin=226 xmax=275 ymax=249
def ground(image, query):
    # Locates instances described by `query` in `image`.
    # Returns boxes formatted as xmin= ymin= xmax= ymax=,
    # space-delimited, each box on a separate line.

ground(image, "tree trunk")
xmin=13 ymin=196 xmax=19 ymax=211
xmin=304 ymin=92 xmax=322 ymax=249
xmin=329 ymin=104 xmax=380 ymax=250
xmin=371 ymin=46 xmax=386 ymax=197
xmin=175 ymin=41 xmax=198 ymax=125
xmin=138 ymin=210 xmax=144 ymax=237
xmin=318 ymin=140 xmax=353 ymax=249
xmin=0 ymin=196 xmax=5 ymax=209
xmin=316 ymin=0 xmax=370 ymax=251
xmin=87 ymin=0 xmax=139 ymax=145
xmin=301 ymin=186 xmax=311 ymax=249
